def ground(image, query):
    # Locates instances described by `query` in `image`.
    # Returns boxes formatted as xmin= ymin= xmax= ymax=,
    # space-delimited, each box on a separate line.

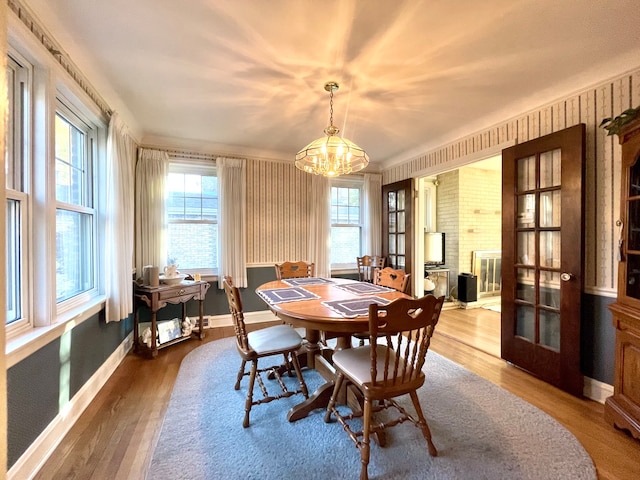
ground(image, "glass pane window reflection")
xmin=54 ymin=105 xmax=97 ymax=305
xmin=166 ymin=166 xmax=218 ymax=272
xmin=330 ymin=183 xmax=363 ymax=267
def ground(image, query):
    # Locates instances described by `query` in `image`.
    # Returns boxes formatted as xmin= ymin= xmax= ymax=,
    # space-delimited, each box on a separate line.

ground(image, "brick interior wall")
xmin=436 ymin=165 xmax=501 ymax=298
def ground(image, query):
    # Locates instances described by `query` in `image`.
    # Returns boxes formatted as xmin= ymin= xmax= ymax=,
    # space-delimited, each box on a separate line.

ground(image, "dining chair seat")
xmin=332 ymin=344 xmax=415 ymax=387
xmin=247 ymin=324 xmax=304 ymax=355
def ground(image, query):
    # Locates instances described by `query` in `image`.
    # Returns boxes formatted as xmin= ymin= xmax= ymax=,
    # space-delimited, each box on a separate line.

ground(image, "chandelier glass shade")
xmin=295 ymin=82 xmax=369 ymax=177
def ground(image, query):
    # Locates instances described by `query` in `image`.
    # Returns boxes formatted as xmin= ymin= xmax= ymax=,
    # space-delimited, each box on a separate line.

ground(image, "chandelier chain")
xmin=328 ymin=88 xmax=334 ymax=127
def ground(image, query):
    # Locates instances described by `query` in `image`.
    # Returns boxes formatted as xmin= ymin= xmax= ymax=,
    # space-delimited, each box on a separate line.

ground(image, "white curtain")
xmin=364 ymin=173 xmax=383 ymax=256
xmin=308 ymin=175 xmax=331 ymax=278
xmin=217 ymin=157 xmax=247 ymax=288
xmin=135 ymin=148 xmax=169 ymax=280
xmin=104 ymin=113 xmax=136 ymax=322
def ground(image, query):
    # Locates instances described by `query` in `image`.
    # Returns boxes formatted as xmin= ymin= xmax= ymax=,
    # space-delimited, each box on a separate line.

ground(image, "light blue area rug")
xmin=147 ymin=337 xmax=596 ymax=480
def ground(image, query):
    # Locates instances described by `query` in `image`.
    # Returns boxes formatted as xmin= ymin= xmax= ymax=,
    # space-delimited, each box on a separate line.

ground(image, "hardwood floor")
xmin=438 ymin=303 xmax=501 ymax=357
xmin=32 ymin=313 xmax=639 ymax=480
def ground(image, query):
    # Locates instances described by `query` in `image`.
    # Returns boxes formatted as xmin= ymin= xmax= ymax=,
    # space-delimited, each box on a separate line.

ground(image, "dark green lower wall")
xmin=581 ymin=292 xmax=616 ymax=385
xmin=7 ymin=340 xmax=60 ymax=469
xmin=7 ymin=312 xmax=133 ymax=468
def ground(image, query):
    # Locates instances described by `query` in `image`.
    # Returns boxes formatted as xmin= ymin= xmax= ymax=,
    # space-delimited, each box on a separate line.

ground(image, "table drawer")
xmin=157 ymin=283 xmax=201 ymax=301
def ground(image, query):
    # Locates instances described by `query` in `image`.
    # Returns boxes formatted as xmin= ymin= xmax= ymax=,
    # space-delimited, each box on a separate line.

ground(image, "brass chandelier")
xmin=295 ymin=82 xmax=369 ymax=177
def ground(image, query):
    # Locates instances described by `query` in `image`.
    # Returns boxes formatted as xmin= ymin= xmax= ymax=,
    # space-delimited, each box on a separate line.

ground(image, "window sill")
xmin=331 ymin=267 xmax=358 ymax=276
xmin=6 ymin=295 xmax=106 ymax=368
xmin=179 ymin=271 xmax=218 ymax=281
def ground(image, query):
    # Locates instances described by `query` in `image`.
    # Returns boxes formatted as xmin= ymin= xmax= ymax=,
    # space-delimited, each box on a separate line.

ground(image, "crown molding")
xmin=8 ymin=0 xmax=112 ymax=119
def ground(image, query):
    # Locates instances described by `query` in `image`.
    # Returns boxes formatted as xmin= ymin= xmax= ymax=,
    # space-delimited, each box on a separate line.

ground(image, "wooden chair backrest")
xmin=357 ymin=255 xmax=385 ymax=282
xmin=374 ymin=267 xmax=411 ymax=294
xmin=275 ymin=261 xmax=315 ymax=280
xmin=367 ymin=294 xmax=445 ymax=390
xmin=222 ymin=276 xmax=250 ymax=352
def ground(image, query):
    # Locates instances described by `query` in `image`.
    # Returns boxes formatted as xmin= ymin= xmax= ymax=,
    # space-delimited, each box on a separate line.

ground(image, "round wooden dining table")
xmin=256 ymin=277 xmax=410 ymax=422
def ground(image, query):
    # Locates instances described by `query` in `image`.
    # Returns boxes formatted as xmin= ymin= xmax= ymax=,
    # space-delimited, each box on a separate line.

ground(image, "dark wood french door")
xmin=382 ymin=179 xmax=413 ymax=295
xmin=501 ymin=124 xmax=585 ymax=396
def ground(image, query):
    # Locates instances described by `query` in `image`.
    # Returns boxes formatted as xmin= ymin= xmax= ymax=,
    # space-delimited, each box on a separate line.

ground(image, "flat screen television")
xmin=424 ymin=232 xmax=445 ymax=266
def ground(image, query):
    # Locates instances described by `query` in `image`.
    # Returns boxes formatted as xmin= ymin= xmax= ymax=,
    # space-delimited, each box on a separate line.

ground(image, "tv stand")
xmin=424 ymin=266 xmax=449 ymax=299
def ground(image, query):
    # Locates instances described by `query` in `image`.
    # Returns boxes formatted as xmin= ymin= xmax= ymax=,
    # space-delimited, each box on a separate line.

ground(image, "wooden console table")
xmin=134 ymin=280 xmax=210 ymax=358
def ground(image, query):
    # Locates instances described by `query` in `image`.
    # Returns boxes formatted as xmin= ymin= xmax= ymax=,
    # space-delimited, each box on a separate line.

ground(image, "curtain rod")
xmin=141 ymin=145 xmax=250 ymax=162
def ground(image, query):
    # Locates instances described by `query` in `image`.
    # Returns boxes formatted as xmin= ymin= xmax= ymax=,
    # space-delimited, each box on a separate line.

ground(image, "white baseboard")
xmin=204 ymin=310 xmax=280 ymax=329
xmin=8 ymin=333 xmax=134 ymax=480
xmin=583 ymin=376 xmax=613 ymax=404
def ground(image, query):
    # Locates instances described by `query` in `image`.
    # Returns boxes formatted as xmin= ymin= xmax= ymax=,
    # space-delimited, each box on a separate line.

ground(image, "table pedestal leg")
xmin=287 ymin=335 xmax=343 ymax=422
xmin=287 ymin=381 xmax=335 ymax=422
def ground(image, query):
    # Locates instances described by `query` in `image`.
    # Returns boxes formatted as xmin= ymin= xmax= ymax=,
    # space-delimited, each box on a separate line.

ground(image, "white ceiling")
xmin=22 ymin=0 xmax=640 ymax=170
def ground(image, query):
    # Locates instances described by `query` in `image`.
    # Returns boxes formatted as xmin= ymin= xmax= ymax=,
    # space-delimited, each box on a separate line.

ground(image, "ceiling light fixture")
xmin=295 ymin=81 xmax=369 ymax=177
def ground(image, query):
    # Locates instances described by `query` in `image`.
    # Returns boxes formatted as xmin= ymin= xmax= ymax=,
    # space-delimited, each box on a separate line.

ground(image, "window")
xmin=166 ymin=163 xmax=218 ymax=274
xmin=55 ymin=103 xmax=97 ymax=304
xmin=6 ymin=54 xmax=29 ymax=330
xmin=6 ymin=32 xmax=107 ymax=350
xmin=330 ymin=181 xmax=363 ymax=268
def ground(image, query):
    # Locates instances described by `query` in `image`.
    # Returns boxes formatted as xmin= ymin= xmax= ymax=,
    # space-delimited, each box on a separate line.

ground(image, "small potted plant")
xmin=600 ymin=106 xmax=640 ymax=136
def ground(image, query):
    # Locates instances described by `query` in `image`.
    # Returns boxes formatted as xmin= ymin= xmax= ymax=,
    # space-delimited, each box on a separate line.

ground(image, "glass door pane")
xmin=387 ymin=189 xmax=406 ymax=269
xmin=514 ymin=148 xmax=562 ymax=352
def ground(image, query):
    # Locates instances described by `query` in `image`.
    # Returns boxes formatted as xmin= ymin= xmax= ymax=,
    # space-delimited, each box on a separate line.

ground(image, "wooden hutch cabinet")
xmin=606 ymin=113 xmax=640 ymax=439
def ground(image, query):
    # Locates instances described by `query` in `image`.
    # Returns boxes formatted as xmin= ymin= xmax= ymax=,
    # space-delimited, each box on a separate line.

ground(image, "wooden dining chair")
xmin=352 ymin=266 xmax=412 ymax=346
xmin=222 ymin=276 xmax=309 ymax=427
xmin=324 ymin=294 xmax=445 ymax=480
xmin=275 ymin=261 xmax=315 ymax=280
xmin=373 ymin=266 xmax=411 ymax=294
xmin=356 ymin=255 xmax=385 ymax=283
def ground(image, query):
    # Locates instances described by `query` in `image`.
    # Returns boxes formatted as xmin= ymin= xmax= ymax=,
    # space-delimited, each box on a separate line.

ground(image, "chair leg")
xmin=243 ymin=360 xmax=258 ymax=428
xmin=360 ymin=398 xmax=372 ymax=480
xmin=324 ymin=372 xmax=345 ymax=423
xmin=409 ymin=391 xmax=438 ymax=456
xmin=290 ymin=352 xmax=308 ymax=398
xmin=235 ymin=359 xmax=246 ymax=390
xmin=282 ymin=353 xmax=293 ymax=377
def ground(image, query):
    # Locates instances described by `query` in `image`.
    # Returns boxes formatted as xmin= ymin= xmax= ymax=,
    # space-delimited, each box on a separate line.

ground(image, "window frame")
xmin=54 ymin=98 xmax=99 ymax=311
xmin=5 ymin=51 xmax=32 ymax=337
xmin=330 ymin=178 xmax=364 ymax=270
xmin=166 ymin=160 xmax=218 ymax=277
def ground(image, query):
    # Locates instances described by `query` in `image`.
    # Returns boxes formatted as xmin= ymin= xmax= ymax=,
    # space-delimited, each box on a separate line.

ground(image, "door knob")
xmin=560 ymin=273 xmax=573 ymax=282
